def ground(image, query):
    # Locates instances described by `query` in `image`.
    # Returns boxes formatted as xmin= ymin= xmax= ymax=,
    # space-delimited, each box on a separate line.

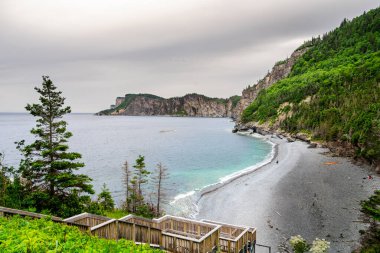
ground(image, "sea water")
xmin=0 ymin=113 xmax=273 ymax=216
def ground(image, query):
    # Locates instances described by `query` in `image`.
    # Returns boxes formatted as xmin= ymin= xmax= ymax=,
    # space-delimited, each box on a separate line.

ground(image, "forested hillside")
xmin=241 ymin=7 xmax=380 ymax=164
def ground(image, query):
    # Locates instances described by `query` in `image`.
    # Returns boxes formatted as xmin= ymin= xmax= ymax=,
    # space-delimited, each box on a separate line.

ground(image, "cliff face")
xmin=98 ymin=48 xmax=306 ymax=119
xmin=98 ymin=93 xmax=240 ymax=117
xmin=234 ymin=48 xmax=308 ymax=119
xmin=235 ymin=8 xmax=380 ymax=167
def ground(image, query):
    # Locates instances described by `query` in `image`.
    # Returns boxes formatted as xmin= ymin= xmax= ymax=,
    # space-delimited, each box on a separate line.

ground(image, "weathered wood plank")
xmin=1 ymin=206 xmax=256 ymax=253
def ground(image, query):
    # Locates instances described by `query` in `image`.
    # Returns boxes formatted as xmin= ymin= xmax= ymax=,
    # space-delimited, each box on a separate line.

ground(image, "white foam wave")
xmin=170 ymin=190 xmax=196 ymax=204
xmin=169 ymin=134 xmax=276 ymax=218
xmin=219 ymin=141 xmax=275 ymax=183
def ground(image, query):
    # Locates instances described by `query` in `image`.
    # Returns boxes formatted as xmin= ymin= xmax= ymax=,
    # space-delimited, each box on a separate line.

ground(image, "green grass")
xmin=104 ymin=209 xmax=130 ymax=219
xmin=0 ymin=216 xmax=162 ymax=253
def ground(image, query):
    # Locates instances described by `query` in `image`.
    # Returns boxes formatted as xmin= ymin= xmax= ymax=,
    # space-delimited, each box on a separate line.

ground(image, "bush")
xmin=0 ymin=216 xmax=162 ymax=253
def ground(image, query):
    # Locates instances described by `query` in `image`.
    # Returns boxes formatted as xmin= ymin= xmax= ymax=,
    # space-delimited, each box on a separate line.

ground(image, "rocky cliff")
xmin=234 ymin=8 xmax=380 ymax=167
xmin=98 ymin=48 xmax=305 ymax=119
xmin=233 ymin=48 xmax=308 ymax=119
xmin=98 ymin=93 xmax=241 ymax=117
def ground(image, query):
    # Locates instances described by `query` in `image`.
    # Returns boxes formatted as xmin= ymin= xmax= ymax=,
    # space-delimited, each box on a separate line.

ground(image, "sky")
xmin=0 ymin=1 xmax=378 ymax=113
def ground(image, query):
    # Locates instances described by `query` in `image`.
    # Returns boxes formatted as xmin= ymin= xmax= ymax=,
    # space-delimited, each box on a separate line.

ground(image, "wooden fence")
xmin=0 ymin=206 xmax=257 ymax=253
xmin=63 ymin=212 xmax=111 ymax=227
xmin=0 ymin=206 xmax=90 ymax=232
xmin=201 ymin=220 xmax=257 ymax=253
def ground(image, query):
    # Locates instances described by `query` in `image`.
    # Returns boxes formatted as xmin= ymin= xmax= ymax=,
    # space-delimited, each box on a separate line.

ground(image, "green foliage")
xmin=174 ymin=109 xmax=188 ymax=116
xmin=275 ymin=59 xmax=288 ymax=66
xmin=104 ymin=209 xmax=129 ymax=219
xmin=229 ymin=95 xmax=241 ymax=108
xmin=126 ymin=155 xmax=155 ymax=218
xmin=359 ymin=191 xmax=380 ymax=252
xmin=16 ymin=76 xmax=94 ymax=217
xmin=99 ymin=94 xmax=164 ymax=115
xmin=241 ymin=7 xmax=380 ymax=163
xmin=287 ymin=235 xmax=330 ymax=253
xmin=0 ymin=216 xmax=162 ymax=253
xmin=98 ymin=184 xmax=115 ymax=212
xmin=133 ymin=155 xmax=150 ymax=197
xmin=361 ymin=190 xmax=380 ymax=221
xmin=289 ymin=235 xmax=310 ymax=253
xmin=0 ymin=153 xmax=25 ymax=209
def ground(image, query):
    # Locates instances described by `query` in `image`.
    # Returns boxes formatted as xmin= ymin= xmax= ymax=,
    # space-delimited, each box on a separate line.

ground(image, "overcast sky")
xmin=0 ymin=1 xmax=378 ymax=112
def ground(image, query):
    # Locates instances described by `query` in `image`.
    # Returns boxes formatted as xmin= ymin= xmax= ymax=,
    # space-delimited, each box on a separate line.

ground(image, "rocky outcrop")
xmin=233 ymin=48 xmax=308 ymax=119
xmin=98 ymin=93 xmax=241 ymax=117
xmin=115 ymin=97 xmax=125 ymax=107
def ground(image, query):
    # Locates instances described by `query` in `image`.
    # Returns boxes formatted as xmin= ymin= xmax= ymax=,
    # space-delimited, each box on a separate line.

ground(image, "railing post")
xmin=148 ymin=226 xmax=151 ymax=244
xmin=116 ymin=220 xmax=119 ymax=241
xmin=132 ymin=223 xmax=136 ymax=241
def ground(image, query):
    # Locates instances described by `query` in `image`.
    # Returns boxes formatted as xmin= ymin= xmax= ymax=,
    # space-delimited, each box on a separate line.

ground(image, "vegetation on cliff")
xmin=98 ymin=93 xmax=241 ymax=117
xmin=241 ymin=7 xmax=380 ymax=164
xmin=359 ymin=190 xmax=380 ymax=252
xmin=99 ymin=93 xmax=164 ymax=115
xmin=0 ymin=216 xmax=162 ymax=253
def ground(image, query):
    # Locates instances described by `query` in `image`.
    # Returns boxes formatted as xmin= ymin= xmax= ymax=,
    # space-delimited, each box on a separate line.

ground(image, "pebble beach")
xmin=197 ymin=135 xmax=379 ymax=252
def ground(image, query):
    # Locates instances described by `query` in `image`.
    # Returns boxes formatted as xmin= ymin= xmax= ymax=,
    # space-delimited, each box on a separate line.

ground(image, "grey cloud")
xmin=0 ymin=0 xmax=378 ymax=112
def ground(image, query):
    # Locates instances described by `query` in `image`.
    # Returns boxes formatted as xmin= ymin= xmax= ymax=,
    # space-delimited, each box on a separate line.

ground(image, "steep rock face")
xmin=99 ymin=94 xmax=240 ymax=117
xmin=115 ymin=97 xmax=125 ymax=107
xmin=234 ymin=48 xmax=308 ymax=119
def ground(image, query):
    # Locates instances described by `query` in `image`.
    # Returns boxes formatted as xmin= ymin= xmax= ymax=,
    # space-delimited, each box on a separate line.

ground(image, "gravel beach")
xmin=197 ymin=136 xmax=379 ymax=252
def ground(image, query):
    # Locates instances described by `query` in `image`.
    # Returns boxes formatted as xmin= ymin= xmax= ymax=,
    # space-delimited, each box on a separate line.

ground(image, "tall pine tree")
xmin=18 ymin=76 xmax=94 ymax=217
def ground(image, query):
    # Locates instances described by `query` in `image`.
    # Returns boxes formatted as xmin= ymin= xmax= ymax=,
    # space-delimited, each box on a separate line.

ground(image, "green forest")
xmin=241 ymin=7 xmax=380 ymax=164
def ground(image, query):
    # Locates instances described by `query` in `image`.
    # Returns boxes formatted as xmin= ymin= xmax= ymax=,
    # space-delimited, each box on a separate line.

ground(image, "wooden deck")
xmin=202 ymin=220 xmax=256 ymax=253
xmin=0 ymin=206 xmax=256 ymax=253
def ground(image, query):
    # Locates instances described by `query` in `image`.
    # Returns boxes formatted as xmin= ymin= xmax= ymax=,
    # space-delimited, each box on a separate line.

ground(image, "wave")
xmin=168 ymin=133 xmax=277 ymax=218
xmin=170 ymin=190 xmax=196 ymax=203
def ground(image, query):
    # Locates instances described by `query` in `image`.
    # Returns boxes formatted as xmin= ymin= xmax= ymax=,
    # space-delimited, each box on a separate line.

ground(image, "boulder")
xmin=287 ymin=137 xmax=295 ymax=142
xmin=295 ymin=132 xmax=311 ymax=143
xmin=256 ymin=128 xmax=270 ymax=136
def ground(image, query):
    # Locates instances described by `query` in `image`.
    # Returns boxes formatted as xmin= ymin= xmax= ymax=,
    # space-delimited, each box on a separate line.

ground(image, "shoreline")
xmin=196 ymin=133 xmax=379 ymax=252
xmin=169 ymin=132 xmax=276 ymax=218
xmin=198 ymin=133 xmax=278 ymax=200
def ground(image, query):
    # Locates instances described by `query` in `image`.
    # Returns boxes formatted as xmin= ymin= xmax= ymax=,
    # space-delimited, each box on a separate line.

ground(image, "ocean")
xmin=0 ymin=113 xmax=273 ymax=217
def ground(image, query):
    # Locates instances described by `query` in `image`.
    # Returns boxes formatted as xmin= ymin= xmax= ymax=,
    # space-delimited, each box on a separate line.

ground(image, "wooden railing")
xmin=63 ymin=212 xmax=111 ymax=227
xmin=0 ymin=206 xmax=256 ymax=253
xmin=0 ymin=206 xmax=90 ymax=232
xmin=0 ymin=206 xmax=62 ymax=221
xmin=202 ymin=220 xmax=257 ymax=253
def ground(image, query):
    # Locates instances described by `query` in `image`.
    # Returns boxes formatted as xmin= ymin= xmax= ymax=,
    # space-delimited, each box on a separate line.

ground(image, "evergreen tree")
xmin=128 ymin=176 xmax=140 ymax=213
xmin=0 ymin=153 xmax=24 ymax=208
xmin=18 ymin=76 xmax=94 ymax=217
xmin=133 ymin=155 xmax=150 ymax=201
xmin=98 ymin=183 xmax=114 ymax=211
xmin=126 ymin=155 xmax=155 ymax=217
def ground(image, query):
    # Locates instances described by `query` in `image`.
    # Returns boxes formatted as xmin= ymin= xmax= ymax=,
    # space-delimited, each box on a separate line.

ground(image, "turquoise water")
xmin=0 ymin=113 xmax=273 ymax=215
